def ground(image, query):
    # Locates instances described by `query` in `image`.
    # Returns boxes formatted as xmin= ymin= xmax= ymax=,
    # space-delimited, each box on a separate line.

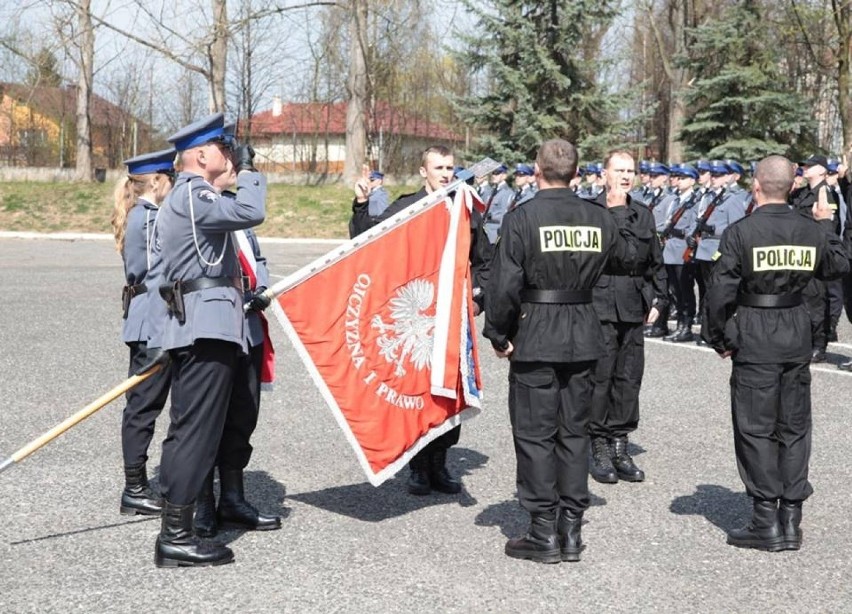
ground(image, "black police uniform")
xmin=703 ymin=202 xmax=849 ymax=550
xmin=587 ymin=192 xmax=665 ymax=484
xmin=350 ymin=186 xmax=490 ymax=494
xmin=483 ymin=187 xmax=637 ymax=562
xmin=789 ymin=181 xmax=841 ymax=359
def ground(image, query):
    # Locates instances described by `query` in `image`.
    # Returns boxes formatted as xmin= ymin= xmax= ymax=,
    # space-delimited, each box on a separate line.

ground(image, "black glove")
xmin=135 ymin=347 xmax=170 ymax=376
xmin=248 ymin=286 xmax=272 ymax=312
xmin=235 ymin=144 xmax=256 ymax=173
xmin=685 ymin=235 xmax=698 ymax=249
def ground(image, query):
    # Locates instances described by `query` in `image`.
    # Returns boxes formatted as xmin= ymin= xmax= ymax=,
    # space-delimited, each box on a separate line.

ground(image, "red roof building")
xmin=246 ymin=99 xmax=462 ymax=175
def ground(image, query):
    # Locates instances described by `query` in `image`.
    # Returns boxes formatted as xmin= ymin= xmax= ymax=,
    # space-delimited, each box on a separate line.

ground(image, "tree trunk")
xmin=835 ymin=0 xmax=851 ymax=155
xmin=343 ymin=0 xmax=368 ymax=183
xmin=75 ymin=0 xmax=94 ymax=181
xmin=210 ymin=0 xmax=229 ymax=113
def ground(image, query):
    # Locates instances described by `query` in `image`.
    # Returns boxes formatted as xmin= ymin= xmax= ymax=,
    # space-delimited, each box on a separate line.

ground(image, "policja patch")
xmin=539 ymin=226 xmax=602 ymax=252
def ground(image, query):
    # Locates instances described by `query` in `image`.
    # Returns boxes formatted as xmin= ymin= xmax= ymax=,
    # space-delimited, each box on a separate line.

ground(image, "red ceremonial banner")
xmin=271 ymin=185 xmax=482 ymax=485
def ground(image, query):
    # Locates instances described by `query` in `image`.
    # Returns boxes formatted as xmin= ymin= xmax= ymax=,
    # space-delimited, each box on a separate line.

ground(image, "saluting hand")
xmin=813 ymin=186 xmax=833 ymax=221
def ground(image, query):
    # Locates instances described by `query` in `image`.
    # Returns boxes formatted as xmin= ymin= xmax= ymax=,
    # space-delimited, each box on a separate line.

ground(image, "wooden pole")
xmin=0 ymin=365 xmax=162 ymax=476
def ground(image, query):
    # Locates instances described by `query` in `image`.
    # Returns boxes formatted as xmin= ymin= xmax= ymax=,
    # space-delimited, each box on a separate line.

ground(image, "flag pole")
xmin=0 ymin=365 xmax=163 ymax=476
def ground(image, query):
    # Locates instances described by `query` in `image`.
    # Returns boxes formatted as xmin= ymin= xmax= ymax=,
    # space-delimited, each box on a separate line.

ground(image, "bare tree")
xmin=92 ymin=0 xmax=337 ymax=115
xmin=343 ymin=0 xmax=368 ymax=183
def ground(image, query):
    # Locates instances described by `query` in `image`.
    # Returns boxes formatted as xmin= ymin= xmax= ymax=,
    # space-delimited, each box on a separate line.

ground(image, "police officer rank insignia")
xmin=539 ymin=226 xmax=602 ymax=252
xmin=752 ymin=245 xmax=816 ymax=271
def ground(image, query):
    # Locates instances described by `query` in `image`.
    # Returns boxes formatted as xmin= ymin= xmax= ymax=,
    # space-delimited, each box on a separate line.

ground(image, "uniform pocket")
xmin=731 ymin=366 xmax=778 ymax=435
xmin=509 ymin=364 xmax=556 ymax=436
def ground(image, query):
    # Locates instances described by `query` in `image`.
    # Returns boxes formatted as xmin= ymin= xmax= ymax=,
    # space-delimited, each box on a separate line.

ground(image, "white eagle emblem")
xmin=371 ymin=279 xmax=435 ymax=376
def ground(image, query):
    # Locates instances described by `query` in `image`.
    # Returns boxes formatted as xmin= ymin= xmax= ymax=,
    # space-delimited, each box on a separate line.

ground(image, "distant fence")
xmin=0 ymin=166 xmax=418 ymax=186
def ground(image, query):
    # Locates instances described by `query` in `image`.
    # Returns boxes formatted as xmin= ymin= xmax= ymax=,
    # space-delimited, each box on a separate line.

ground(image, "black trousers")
xmin=122 ymin=341 xmax=171 ymax=466
xmin=666 ymin=263 xmax=697 ymax=323
xmin=160 ymin=339 xmax=239 ymax=505
xmin=589 ymin=321 xmax=644 ymax=439
xmin=410 ymin=426 xmax=461 ymax=469
xmin=803 ymin=279 xmax=827 ymax=351
xmin=842 ymin=272 xmax=852 ymax=324
xmin=730 ymin=361 xmax=813 ymax=503
xmin=509 ymin=360 xmax=594 ymax=516
xmin=217 ymin=343 xmax=263 ymax=471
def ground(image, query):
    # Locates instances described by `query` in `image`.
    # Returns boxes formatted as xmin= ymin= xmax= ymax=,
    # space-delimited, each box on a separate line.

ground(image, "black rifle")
xmin=683 ymin=188 xmax=726 ymax=262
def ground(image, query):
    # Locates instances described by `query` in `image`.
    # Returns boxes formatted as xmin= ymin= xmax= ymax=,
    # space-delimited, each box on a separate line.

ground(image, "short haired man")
xmin=703 ymin=155 xmax=849 ymax=552
xmin=349 ymin=145 xmax=487 ymax=496
xmin=484 ymin=139 xmax=638 ymax=563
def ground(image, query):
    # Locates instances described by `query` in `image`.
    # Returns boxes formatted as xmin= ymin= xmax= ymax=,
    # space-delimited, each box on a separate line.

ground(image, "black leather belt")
xmin=520 ymin=289 xmax=593 ymax=304
xmin=737 ymin=293 xmax=802 ymax=308
xmin=126 ymin=283 xmax=147 ymax=297
xmin=179 ymin=276 xmax=242 ymax=294
xmin=669 ymin=229 xmax=686 ymax=239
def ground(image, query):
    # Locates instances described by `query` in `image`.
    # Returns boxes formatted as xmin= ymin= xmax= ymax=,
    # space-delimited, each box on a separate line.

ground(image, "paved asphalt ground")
xmin=1 ymin=236 xmax=852 ymax=613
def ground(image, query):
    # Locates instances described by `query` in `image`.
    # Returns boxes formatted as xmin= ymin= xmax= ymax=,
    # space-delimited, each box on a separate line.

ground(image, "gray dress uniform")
xmin=121 ymin=199 xmax=171 ymax=468
xmin=367 ymin=186 xmax=390 ymax=217
xmin=152 ymin=169 xmax=266 ymax=506
xmin=483 ymin=181 xmax=516 ymax=243
xmin=647 ymin=188 xmax=677 ymax=234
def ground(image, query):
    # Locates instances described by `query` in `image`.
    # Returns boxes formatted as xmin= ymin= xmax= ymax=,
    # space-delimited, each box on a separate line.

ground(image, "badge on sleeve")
xmin=197 ymin=189 xmax=217 ymax=203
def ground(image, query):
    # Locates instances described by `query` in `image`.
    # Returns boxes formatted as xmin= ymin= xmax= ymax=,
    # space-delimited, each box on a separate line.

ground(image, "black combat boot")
xmin=643 ymin=323 xmax=669 ymax=338
xmin=216 ymin=469 xmax=282 ymax=531
xmin=667 ymin=318 xmax=695 ymax=343
xmin=726 ymin=499 xmax=784 ymax=552
xmin=589 ymin=437 xmax=618 ymax=484
xmin=505 ymin=512 xmax=561 ymax=564
xmin=193 ymin=469 xmax=218 ymax=538
xmin=120 ymin=463 xmax=163 ymax=516
xmin=407 ymin=453 xmax=431 ymax=496
xmin=557 ymin=509 xmax=585 ymax=562
xmin=778 ymin=500 xmax=803 ymax=551
xmin=155 ymin=501 xmax=234 ymax=568
xmin=428 ymin=448 xmax=462 ymax=494
xmin=611 ymin=437 xmax=645 ymax=482
xmin=663 ymin=322 xmax=683 ymax=341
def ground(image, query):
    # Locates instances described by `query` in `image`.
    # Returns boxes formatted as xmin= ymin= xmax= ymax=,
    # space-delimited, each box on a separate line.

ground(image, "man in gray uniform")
xmin=688 ymin=160 xmax=746 ymax=345
xmin=147 ymin=112 xmax=266 ymax=567
xmin=483 ymin=164 xmax=515 ymax=243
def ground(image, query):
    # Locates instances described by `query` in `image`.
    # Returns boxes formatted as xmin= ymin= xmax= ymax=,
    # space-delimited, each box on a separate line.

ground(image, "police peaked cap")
xmin=638 ymin=160 xmax=651 ymax=173
xmin=123 ymin=148 xmax=176 ymax=175
xmin=673 ymin=164 xmax=699 ymax=180
xmin=725 ymin=159 xmax=744 ymax=175
xmin=695 ymin=159 xmax=713 ymax=173
xmin=802 ymin=154 xmax=829 ymax=169
xmin=167 ymin=112 xmax=231 ymax=152
xmin=514 ymin=163 xmax=535 ymax=176
xmin=648 ymin=162 xmax=670 ymax=176
xmin=708 ymin=160 xmax=730 ymax=175
xmin=369 ymin=170 xmax=385 ymax=180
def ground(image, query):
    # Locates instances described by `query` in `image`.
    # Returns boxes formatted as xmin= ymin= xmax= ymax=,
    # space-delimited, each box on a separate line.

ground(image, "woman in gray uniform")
xmin=110 ymin=148 xmax=176 ymax=516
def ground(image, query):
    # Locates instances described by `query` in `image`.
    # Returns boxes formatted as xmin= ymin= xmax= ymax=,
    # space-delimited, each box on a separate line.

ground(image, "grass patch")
xmin=0 ymin=180 xmax=418 ymax=239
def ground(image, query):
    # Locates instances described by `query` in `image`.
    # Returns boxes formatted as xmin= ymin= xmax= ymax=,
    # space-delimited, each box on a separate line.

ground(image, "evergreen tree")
xmin=452 ymin=0 xmax=634 ymax=164
xmin=26 ymin=47 xmax=64 ymax=87
xmin=678 ymin=0 xmax=816 ymax=160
